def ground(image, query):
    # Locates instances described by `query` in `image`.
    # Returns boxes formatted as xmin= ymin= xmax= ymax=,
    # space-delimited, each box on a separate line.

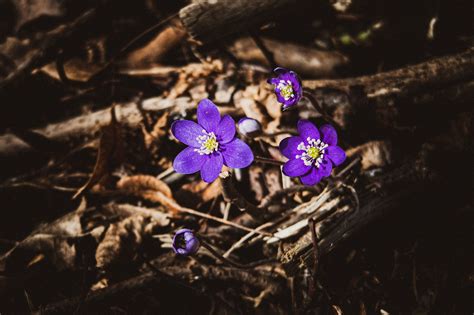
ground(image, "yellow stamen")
xmin=203 ymin=137 xmax=218 ymax=152
xmin=280 ymin=84 xmax=294 ymax=99
xmin=306 ymin=147 xmax=320 ymax=159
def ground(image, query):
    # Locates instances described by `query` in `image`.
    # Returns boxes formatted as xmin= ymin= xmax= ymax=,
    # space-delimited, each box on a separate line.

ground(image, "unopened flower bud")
xmin=172 ymin=229 xmax=200 ymax=256
xmin=238 ymin=117 xmax=262 ymax=138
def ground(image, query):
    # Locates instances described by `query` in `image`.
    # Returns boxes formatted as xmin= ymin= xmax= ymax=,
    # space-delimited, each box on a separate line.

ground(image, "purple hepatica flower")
xmin=279 ymin=120 xmax=346 ymax=185
xmin=267 ymin=67 xmax=303 ymax=110
xmin=172 ymin=229 xmax=200 ymax=256
xmin=172 ymin=99 xmax=254 ymax=183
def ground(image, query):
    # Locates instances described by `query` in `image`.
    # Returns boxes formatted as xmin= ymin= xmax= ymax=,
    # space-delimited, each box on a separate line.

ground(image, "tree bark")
xmin=0 ymin=97 xmax=193 ymax=159
xmin=179 ymin=0 xmax=304 ymax=42
xmin=303 ymin=47 xmax=474 ymax=105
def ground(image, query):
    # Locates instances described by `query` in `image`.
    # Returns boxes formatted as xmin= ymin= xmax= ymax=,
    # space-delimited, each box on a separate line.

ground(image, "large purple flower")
xmin=172 ymin=99 xmax=254 ymax=183
xmin=279 ymin=120 xmax=346 ymax=185
xmin=267 ymin=67 xmax=303 ymax=110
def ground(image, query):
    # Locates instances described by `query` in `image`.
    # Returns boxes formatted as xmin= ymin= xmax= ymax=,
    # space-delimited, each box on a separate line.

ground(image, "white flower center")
xmin=295 ymin=137 xmax=328 ymax=167
xmin=277 ymin=80 xmax=295 ymax=100
xmin=195 ymin=130 xmax=219 ymax=155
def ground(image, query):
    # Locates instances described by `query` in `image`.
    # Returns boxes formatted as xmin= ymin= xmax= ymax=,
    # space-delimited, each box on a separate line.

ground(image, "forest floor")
xmin=0 ymin=0 xmax=472 ymax=314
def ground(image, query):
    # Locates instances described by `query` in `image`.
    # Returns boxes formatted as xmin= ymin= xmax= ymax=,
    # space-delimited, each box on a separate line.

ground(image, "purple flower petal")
xmin=279 ymin=136 xmax=304 ymax=159
xmin=282 ymin=158 xmax=311 ymax=177
xmin=221 ymin=138 xmax=254 ymax=168
xmin=172 ymin=229 xmax=200 ymax=256
xmin=215 ymin=115 xmax=235 ymax=144
xmin=300 ymin=167 xmax=323 ymax=186
xmin=183 ymin=234 xmax=200 ymax=254
xmin=173 ymin=147 xmax=206 ymax=174
xmin=200 ymin=153 xmax=224 ymax=183
xmin=276 ymin=92 xmax=290 ymax=105
xmin=268 ymin=68 xmax=302 ymax=109
xmin=171 ymin=120 xmax=205 ymax=148
xmin=320 ymin=124 xmax=338 ymax=146
xmin=279 ymin=72 xmax=296 ymax=83
xmin=319 ymin=158 xmax=333 ymax=177
xmin=326 ymin=146 xmax=346 ymax=166
xmin=267 ymin=77 xmax=280 ymax=85
xmin=297 ymin=120 xmax=320 ymax=141
xmin=197 ymin=99 xmax=220 ymax=132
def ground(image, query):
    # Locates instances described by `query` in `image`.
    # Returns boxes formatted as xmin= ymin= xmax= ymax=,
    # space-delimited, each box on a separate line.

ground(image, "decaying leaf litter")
xmin=0 ymin=0 xmax=472 ymax=313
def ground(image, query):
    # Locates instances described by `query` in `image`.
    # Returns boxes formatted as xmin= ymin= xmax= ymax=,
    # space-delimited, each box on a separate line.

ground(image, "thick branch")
xmin=0 ymin=97 xmax=194 ymax=159
xmin=303 ymin=47 xmax=474 ymax=104
xmin=179 ymin=0 xmax=305 ymax=42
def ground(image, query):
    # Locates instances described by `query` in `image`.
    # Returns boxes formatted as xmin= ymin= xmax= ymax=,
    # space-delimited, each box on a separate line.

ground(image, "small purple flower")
xmin=238 ymin=117 xmax=262 ymax=138
xmin=279 ymin=120 xmax=346 ymax=185
xmin=267 ymin=67 xmax=303 ymax=110
xmin=172 ymin=99 xmax=254 ymax=183
xmin=172 ymin=229 xmax=200 ymax=256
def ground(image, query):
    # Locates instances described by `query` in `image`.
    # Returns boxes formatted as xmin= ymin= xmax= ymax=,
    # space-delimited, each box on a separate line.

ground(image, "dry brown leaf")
xmin=249 ymin=166 xmax=265 ymax=201
xmin=141 ymin=190 xmax=181 ymax=214
xmin=41 ymin=58 xmax=105 ymax=82
xmin=117 ymin=175 xmax=173 ymax=198
xmin=0 ymin=198 xmax=89 ymax=275
xmin=234 ymin=85 xmax=270 ymax=127
xmin=12 ymin=0 xmax=66 ymax=32
xmin=167 ymin=60 xmax=223 ymax=99
xmin=107 ymin=204 xmax=170 ymax=227
xmin=4 ymin=234 xmax=76 ymax=272
xmin=117 ymin=175 xmax=181 ymax=215
xmin=180 ymin=179 xmax=221 ymax=203
xmin=124 ymin=18 xmax=186 ymax=68
xmin=73 ymin=107 xmax=124 ymax=199
xmin=201 ymin=180 xmax=222 ymax=202
xmin=95 ymin=215 xmax=150 ymax=270
xmin=346 ymin=141 xmax=392 ymax=170
xmin=264 ymin=168 xmax=283 ymax=197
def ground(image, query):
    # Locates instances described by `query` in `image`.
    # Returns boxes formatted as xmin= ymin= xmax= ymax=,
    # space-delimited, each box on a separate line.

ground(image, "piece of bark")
xmin=279 ymin=163 xmax=422 ymax=274
xmin=36 ymin=272 xmax=176 ymax=314
xmin=0 ymin=97 xmax=194 ymax=159
xmin=0 ymin=8 xmax=97 ymax=91
xmin=123 ymin=18 xmax=187 ymax=68
xmin=37 ymin=263 xmax=285 ymax=314
xmin=229 ymin=37 xmax=348 ymax=77
xmin=303 ymin=47 xmax=474 ymax=105
xmin=179 ymin=0 xmax=303 ymax=42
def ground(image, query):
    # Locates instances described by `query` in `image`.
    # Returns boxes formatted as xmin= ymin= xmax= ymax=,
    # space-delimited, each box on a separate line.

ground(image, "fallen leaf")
xmin=346 ymin=141 xmax=392 ymax=170
xmin=117 ymin=174 xmax=173 ymax=198
xmin=95 ymin=215 xmax=149 ymax=270
xmin=73 ymin=106 xmax=124 ymax=199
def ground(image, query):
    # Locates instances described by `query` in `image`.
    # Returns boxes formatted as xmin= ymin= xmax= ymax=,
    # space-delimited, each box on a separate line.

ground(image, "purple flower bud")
xmin=172 ymin=229 xmax=200 ymax=256
xmin=238 ymin=117 xmax=262 ymax=138
xmin=267 ymin=67 xmax=303 ymax=110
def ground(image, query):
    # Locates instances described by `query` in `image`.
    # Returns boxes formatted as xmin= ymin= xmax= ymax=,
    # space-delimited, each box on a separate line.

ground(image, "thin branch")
xmin=200 ymin=239 xmax=275 ymax=269
xmin=254 ymin=156 xmax=284 ymax=166
xmin=220 ymin=172 xmax=264 ymax=219
xmin=249 ymin=32 xmax=278 ymax=69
